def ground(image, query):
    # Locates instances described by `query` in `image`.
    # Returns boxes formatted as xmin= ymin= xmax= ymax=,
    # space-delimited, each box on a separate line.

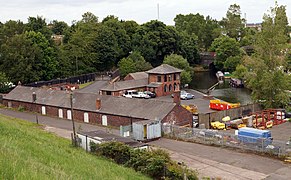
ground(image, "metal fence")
xmin=162 ymin=124 xmax=291 ymax=157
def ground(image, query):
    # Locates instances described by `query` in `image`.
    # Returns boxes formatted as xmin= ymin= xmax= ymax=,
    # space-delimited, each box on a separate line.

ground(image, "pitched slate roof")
xmin=100 ymin=78 xmax=148 ymax=91
xmin=127 ymin=72 xmax=148 ymax=80
xmin=4 ymin=86 xmax=176 ymax=120
xmin=146 ymin=64 xmax=182 ymax=74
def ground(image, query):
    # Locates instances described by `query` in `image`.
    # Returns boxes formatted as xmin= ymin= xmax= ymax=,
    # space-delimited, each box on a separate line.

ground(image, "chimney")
xmin=173 ymin=90 xmax=181 ymax=105
xmin=96 ymin=98 xmax=101 ymax=110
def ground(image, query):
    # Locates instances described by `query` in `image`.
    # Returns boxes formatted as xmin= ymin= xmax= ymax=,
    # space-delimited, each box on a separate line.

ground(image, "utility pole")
xmin=70 ymin=92 xmax=77 ymax=146
xmin=32 ymin=92 xmax=39 ymax=124
xmin=157 ymin=3 xmax=160 ymax=20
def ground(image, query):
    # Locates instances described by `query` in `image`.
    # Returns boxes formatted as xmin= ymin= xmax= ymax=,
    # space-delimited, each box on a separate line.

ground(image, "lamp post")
xmin=32 ymin=92 xmax=39 ymax=124
xmin=70 ymin=92 xmax=77 ymax=146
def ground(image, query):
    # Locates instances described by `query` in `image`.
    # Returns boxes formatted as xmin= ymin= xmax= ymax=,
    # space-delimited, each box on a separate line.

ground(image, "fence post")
xmin=86 ymin=135 xmax=88 ymax=152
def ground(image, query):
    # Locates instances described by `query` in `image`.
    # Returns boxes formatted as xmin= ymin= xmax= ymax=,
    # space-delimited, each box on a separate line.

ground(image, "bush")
xmin=17 ymin=105 xmax=25 ymax=112
xmin=95 ymin=141 xmax=198 ymax=179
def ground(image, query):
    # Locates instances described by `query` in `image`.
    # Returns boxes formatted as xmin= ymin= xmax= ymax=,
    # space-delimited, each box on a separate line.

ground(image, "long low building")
xmin=2 ymin=86 xmax=192 ymax=127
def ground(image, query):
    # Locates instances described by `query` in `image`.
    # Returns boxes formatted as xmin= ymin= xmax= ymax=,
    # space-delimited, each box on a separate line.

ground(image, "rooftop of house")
xmin=146 ymin=64 xmax=182 ymax=74
xmin=77 ymin=130 xmax=148 ymax=148
xmin=100 ymin=78 xmax=148 ymax=92
xmin=126 ymin=72 xmax=148 ymax=80
xmin=4 ymin=86 xmax=177 ymax=120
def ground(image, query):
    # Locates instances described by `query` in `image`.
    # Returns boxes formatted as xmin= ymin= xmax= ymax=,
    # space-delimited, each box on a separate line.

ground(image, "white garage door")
xmin=41 ymin=106 xmax=46 ymax=115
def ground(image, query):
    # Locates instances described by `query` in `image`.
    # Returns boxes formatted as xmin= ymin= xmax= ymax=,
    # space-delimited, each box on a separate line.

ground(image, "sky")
xmin=0 ymin=0 xmax=290 ymax=25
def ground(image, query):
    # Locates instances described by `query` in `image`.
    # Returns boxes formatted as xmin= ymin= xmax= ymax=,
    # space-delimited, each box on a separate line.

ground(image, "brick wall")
xmin=148 ymin=73 xmax=181 ymax=97
xmin=163 ymin=104 xmax=192 ymax=126
xmin=2 ymin=99 xmax=146 ymax=127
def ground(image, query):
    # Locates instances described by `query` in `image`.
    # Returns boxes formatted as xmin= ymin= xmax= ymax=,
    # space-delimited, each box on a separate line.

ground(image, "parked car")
xmin=180 ymin=93 xmax=194 ymax=100
xmin=122 ymin=90 xmax=138 ymax=98
xmin=144 ymin=91 xmax=156 ymax=98
xmin=132 ymin=91 xmax=150 ymax=99
xmin=171 ymin=90 xmax=187 ymax=98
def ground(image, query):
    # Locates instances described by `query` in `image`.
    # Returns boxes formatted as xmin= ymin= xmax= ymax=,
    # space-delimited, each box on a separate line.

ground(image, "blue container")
xmin=238 ymin=127 xmax=272 ymax=146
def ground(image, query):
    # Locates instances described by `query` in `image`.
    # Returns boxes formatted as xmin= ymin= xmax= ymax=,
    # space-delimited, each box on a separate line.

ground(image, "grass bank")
xmin=79 ymin=81 xmax=94 ymax=89
xmin=0 ymin=115 xmax=149 ymax=180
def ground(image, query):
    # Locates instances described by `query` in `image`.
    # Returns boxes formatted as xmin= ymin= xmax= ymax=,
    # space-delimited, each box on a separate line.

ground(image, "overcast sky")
xmin=0 ymin=0 xmax=290 ymax=25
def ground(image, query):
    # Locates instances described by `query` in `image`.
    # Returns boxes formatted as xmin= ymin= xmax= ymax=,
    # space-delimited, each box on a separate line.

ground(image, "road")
xmin=0 ymin=108 xmax=290 ymax=180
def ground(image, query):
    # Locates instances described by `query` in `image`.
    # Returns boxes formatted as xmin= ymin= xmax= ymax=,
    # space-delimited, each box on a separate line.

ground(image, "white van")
xmin=122 ymin=90 xmax=138 ymax=98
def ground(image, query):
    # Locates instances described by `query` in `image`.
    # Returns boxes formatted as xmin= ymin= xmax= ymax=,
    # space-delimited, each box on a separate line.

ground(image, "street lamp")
xmin=70 ymin=92 xmax=77 ymax=146
xmin=32 ymin=92 xmax=39 ymax=124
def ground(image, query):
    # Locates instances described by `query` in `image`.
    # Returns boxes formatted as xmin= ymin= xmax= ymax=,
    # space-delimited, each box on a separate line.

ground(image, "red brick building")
xmin=2 ymin=86 xmax=192 ymax=127
xmin=100 ymin=64 xmax=182 ymax=97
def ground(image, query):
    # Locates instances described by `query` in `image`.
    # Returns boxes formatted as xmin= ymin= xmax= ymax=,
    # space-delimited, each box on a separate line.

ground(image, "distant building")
xmin=100 ymin=64 xmax=182 ymax=97
xmin=246 ymin=23 xmax=262 ymax=31
xmin=2 ymin=86 xmax=192 ymax=127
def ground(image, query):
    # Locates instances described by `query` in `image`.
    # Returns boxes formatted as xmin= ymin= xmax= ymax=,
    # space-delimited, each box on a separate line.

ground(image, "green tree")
xmin=118 ymin=51 xmax=152 ymax=77
xmin=239 ymin=3 xmax=290 ymax=108
xmin=0 ymin=72 xmax=11 ymax=93
xmin=174 ymin=13 xmax=221 ymax=50
xmin=224 ymin=55 xmax=242 ymax=72
xmin=132 ymin=20 xmax=179 ymax=66
xmin=221 ymin=4 xmax=246 ymax=41
xmin=25 ymin=16 xmax=52 ymax=39
xmin=0 ymin=31 xmax=58 ymax=84
xmin=163 ymin=54 xmax=192 ymax=85
xmin=50 ymin=20 xmax=69 ymax=35
xmin=210 ymin=36 xmax=241 ymax=70
xmin=177 ymin=31 xmax=199 ymax=65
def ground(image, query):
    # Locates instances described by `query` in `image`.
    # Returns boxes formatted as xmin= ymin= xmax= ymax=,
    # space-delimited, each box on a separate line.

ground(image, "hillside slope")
xmin=0 ymin=114 xmax=149 ymax=180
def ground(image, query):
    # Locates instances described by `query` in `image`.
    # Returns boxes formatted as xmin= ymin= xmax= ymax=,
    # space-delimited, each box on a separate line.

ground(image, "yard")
xmin=0 ymin=114 xmax=149 ymax=180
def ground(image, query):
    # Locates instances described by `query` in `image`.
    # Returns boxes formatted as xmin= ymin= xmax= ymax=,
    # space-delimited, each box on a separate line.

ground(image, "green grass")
xmin=79 ymin=81 xmax=94 ymax=89
xmin=0 ymin=115 xmax=149 ymax=180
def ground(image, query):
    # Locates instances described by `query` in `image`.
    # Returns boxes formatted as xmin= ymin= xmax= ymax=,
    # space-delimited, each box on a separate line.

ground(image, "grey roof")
xmin=78 ymin=130 xmax=147 ymax=148
xmin=127 ymin=72 xmax=148 ymax=80
xmin=5 ymin=86 xmax=176 ymax=120
xmin=146 ymin=64 xmax=182 ymax=74
xmin=101 ymin=78 xmax=148 ymax=91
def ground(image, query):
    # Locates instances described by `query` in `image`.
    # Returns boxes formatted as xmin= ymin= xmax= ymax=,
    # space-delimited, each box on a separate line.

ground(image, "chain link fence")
xmin=162 ymin=124 xmax=291 ymax=157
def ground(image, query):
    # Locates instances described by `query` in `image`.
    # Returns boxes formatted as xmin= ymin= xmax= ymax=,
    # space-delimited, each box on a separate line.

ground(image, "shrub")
xmin=95 ymin=141 xmax=198 ymax=179
xmin=17 ymin=105 xmax=25 ymax=112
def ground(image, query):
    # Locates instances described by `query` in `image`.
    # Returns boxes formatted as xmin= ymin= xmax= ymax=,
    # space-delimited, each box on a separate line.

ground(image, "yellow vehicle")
xmin=211 ymin=121 xmax=226 ymax=130
xmin=182 ymin=104 xmax=198 ymax=114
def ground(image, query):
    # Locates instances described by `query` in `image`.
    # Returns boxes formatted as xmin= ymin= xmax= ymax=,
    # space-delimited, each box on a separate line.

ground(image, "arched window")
xmin=174 ymin=83 xmax=177 ymax=91
xmin=169 ymin=84 xmax=172 ymax=92
xmin=164 ymin=85 xmax=167 ymax=92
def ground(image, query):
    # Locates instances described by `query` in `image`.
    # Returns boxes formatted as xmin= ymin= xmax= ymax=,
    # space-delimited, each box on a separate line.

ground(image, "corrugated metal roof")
xmin=100 ymin=78 xmax=148 ymax=91
xmin=4 ymin=86 xmax=176 ymax=120
xmin=127 ymin=72 xmax=148 ymax=80
xmin=146 ymin=64 xmax=182 ymax=74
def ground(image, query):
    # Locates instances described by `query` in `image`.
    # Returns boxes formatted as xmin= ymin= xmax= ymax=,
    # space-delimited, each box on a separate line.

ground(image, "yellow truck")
xmin=182 ymin=104 xmax=198 ymax=114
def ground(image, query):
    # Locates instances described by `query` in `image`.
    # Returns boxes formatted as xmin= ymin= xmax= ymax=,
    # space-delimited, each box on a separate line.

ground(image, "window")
xmin=174 ymin=83 xmax=177 ymax=91
xmin=8 ymin=102 xmax=12 ymax=108
xmin=41 ymin=106 xmax=46 ymax=115
xmin=67 ymin=110 xmax=72 ymax=120
xmin=164 ymin=75 xmax=167 ymax=82
xmin=58 ymin=109 xmax=63 ymax=118
xmin=169 ymin=84 xmax=172 ymax=92
xmin=157 ymin=76 xmax=161 ymax=82
xmin=102 ymin=115 xmax=108 ymax=126
xmin=169 ymin=75 xmax=172 ymax=81
xmin=176 ymin=74 xmax=180 ymax=80
xmin=84 ymin=113 xmax=89 ymax=123
xmin=164 ymin=85 xmax=167 ymax=92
